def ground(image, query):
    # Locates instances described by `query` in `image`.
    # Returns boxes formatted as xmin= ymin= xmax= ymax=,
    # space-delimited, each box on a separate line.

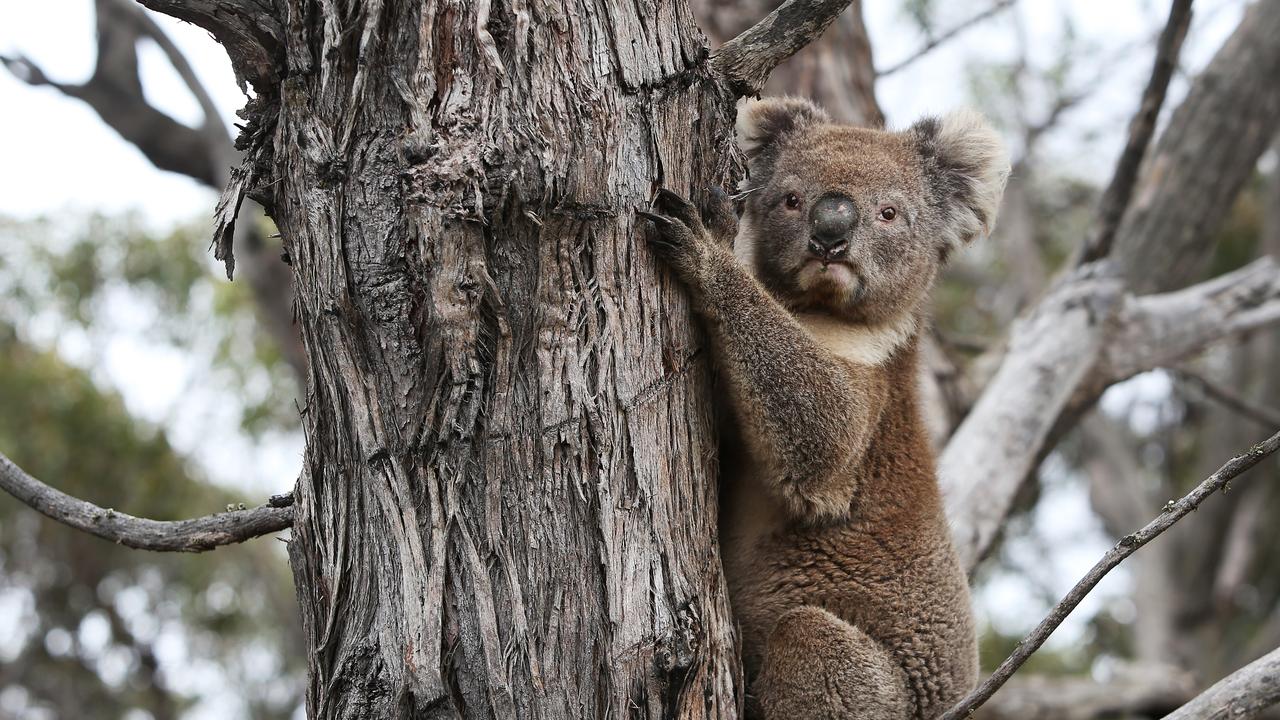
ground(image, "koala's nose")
xmin=809 ymin=194 xmax=857 ymax=255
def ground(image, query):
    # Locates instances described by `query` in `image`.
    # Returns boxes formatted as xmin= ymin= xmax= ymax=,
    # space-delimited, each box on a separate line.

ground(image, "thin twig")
xmin=1175 ymin=368 xmax=1280 ymax=428
xmin=876 ymin=0 xmax=1017 ymax=77
xmin=939 ymin=428 xmax=1280 ymax=720
xmin=1077 ymin=0 xmax=1193 ymax=265
xmin=710 ymin=0 xmax=854 ymax=97
xmin=0 ymin=451 xmax=293 ymax=552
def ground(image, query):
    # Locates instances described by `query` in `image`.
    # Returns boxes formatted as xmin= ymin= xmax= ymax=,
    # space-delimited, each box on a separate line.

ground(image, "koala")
xmin=638 ymin=98 xmax=1008 ymax=720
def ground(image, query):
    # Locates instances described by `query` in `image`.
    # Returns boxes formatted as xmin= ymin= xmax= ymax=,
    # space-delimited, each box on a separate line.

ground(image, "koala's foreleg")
xmin=638 ymin=189 xmax=887 ymax=522
xmin=755 ymin=606 xmax=910 ymax=720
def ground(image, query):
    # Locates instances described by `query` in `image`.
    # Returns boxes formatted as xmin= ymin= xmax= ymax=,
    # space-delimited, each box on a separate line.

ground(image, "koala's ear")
xmin=736 ymin=98 xmax=830 ymax=160
xmin=911 ymin=109 xmax=1010 ymax=248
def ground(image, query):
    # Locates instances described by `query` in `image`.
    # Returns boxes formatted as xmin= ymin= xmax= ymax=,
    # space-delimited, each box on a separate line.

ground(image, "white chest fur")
xmin=795 ymin=312 xmax=918 ymax=367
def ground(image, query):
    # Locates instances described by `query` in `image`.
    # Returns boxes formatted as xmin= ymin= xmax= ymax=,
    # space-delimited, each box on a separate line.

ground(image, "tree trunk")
xmin=253 ymin=2 xmax=741 ymax=718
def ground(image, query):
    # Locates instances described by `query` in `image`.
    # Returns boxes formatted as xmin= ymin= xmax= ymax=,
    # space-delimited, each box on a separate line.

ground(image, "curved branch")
xmin=939 ymin=429 xmax=1280 ymax=720
xmin=110 ymin=0 xmax=231 ymax=150
xmin=1 ymin=5 xmax=224 ymax=187
xmin=132 ymin=0 xmax=283 ymax=92
xmin=1163 ymin=646 xmax=1280 ymax=720
xmin=710 ymin=0 xmax=855 ymax=97
xmin=0 ymin=450 xmax=293 ymax=552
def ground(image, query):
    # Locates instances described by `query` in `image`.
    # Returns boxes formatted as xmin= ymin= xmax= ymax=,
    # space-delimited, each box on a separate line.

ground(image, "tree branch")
xmin=710 ymin=0 xmax=855 ymax=97
xmin=0 ymin=451 xmax=293 ymax=552
xmin=1077 ymin=0 xmax=1193 ymax=265
xmin=941 ymin=0 xmax=1280 ymax=568
xmin=944 ymin=256 xmax=1280 ymax=569
xmin=1 ymin=2 xmax=224 ymax=187
xmin=131 ymin=0 xmax=282 ymax=92
xmin=1114 ymin=0 xmax=1280 ymax=293
xmin=939 ymin=429 xmax=1280 ymax=720
xmin=876 ymin=0 xmax=1018 ymax=78
xmin=1175 ymin=367 xmax=1280 ymax=429
xmin=1163 ymin=645 xmax=1280 ymax=720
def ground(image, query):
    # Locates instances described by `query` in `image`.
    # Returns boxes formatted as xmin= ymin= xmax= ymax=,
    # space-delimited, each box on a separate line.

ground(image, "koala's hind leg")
xmin=755 ymin=606 xmax=910 ymax=720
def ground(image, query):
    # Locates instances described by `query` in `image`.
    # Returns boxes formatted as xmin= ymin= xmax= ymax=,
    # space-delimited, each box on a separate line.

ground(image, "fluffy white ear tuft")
xmin=912 ymin=109 xmax=1010 ymax=248
xmin=736 ymin=97 xmax=830 ymax=159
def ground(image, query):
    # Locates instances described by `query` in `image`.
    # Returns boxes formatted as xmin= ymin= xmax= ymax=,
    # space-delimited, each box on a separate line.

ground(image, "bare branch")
xmin=1092 ymin=257 xmax=1280 ymax=395
xmin=944 ymin=256 xmax=1280 ymax=569
xmin=942 ymin=264 xmax=1123 ymax=570
xmin=109 ymin=0 xmax=231 ymax=149
xmin=1114 ymin=0 xmax=1280 ymax=293
xmin=1077 ymin=0 xmax=1193 ymax=265
xmin=939 ymin=429 xmax=1280 ymax=720
xmin=1 ymin=3 xmax=225 ymax=187
xmin=0 ymin=451 xmax=293 ymax=552
xmin=711 ymin=0 xmax=855 ymax=97
xmin=132 ymin=0 xmax=282 ymax=92
xmin=941 ymin=1 xmax=1280 ymax=566
xmin=1176 ymin=368 xmax=1280 ymax=429
xmin=876 ymin=0 xmax=1017 ymax=78
xmin=1163 ymin=646 xmax=1280 ymax=720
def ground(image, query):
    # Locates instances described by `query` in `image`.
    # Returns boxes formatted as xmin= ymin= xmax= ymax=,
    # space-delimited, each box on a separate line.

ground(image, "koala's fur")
xmin=639 ymin=98 xmax=1009 ymax=719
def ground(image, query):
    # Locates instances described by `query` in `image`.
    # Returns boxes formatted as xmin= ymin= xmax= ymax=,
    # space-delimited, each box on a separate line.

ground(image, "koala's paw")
xmin=636 ymin=188 xmax=715 ymax=276
xmin=702 ymin=186 xmax=738 ymax=248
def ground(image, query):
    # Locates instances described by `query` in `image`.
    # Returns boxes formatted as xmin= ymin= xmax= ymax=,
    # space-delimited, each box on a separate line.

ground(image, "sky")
xmin=0 ymin=0 xmax=1255 ymax=675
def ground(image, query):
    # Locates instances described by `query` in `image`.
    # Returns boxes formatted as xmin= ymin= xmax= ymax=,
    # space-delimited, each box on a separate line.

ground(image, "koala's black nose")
xmin=809 ymin=194 xmax=857 ymax=255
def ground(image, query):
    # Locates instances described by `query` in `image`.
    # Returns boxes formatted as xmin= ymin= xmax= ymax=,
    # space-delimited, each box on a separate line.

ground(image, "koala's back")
xmin=719 ymin=346 xmax=977 ymax=719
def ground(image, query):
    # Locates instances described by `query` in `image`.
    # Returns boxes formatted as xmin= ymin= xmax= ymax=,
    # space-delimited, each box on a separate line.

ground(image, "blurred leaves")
xmin=0 ymin=213 xmax=297 ymax=439
xmin=0 ymin=214 xmax=302 ymax=718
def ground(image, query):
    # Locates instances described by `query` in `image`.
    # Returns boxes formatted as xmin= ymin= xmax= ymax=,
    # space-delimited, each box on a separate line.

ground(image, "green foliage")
xmin=0 ymin=215 xmax=303 ymax=718
xmin=0 ymin=213 xmax=298 ymax=439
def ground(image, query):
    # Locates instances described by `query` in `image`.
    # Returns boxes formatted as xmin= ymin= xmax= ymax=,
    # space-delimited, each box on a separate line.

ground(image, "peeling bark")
xmin=238 ymin=2 xmax=744 ymax=717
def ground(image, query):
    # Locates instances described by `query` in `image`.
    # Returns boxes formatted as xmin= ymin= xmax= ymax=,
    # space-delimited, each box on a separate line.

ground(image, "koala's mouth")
xmin=798 ymin=258 xmax=866 ymax=306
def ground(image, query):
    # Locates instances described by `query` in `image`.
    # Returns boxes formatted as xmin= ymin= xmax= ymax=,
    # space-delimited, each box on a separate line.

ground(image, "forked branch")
xmin=939 ymin=429 xmax=1280 ymax=720
xmin=711 ymin=0 xmax=855 ymax=97
xmin=0 ymin=451 xmax=293 ymax=552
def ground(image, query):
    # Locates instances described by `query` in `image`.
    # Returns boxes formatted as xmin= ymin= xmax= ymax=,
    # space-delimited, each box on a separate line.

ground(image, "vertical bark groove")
xmin=262 ymin=1 xmax=743 ymax=717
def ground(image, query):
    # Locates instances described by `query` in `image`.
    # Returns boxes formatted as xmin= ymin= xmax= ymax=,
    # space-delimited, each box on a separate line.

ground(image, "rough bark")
xmin=199 ymin=1 xmax=748 ymax=717
xmin=1114 ymin=0 xmax=1280 ymax=293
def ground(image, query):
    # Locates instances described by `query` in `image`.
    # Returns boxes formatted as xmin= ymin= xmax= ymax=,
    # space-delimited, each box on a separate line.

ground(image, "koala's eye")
xmin=878 ymin=206 xmax=897 ymax=222
xmin=784 ymin=193 xmax=802 ymax=210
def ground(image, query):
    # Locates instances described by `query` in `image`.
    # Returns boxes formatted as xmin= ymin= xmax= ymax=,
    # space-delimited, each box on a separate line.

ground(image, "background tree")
xmin=2 ymin=1 xmax=1280 ymax=718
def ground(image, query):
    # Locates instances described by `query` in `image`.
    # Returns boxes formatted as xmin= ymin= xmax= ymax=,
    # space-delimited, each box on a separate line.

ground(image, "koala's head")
xmin=734 ymin=98 xmax=1009 ymax=326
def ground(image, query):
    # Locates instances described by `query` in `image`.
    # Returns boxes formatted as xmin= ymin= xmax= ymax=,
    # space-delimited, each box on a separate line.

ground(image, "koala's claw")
xmin=636 ymin=204 xmax=699 ymax=268
xmin=653 ymin=188 xmax=702 ymax=229
xmin=635 ymin=208 xmax=674 ymax=228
